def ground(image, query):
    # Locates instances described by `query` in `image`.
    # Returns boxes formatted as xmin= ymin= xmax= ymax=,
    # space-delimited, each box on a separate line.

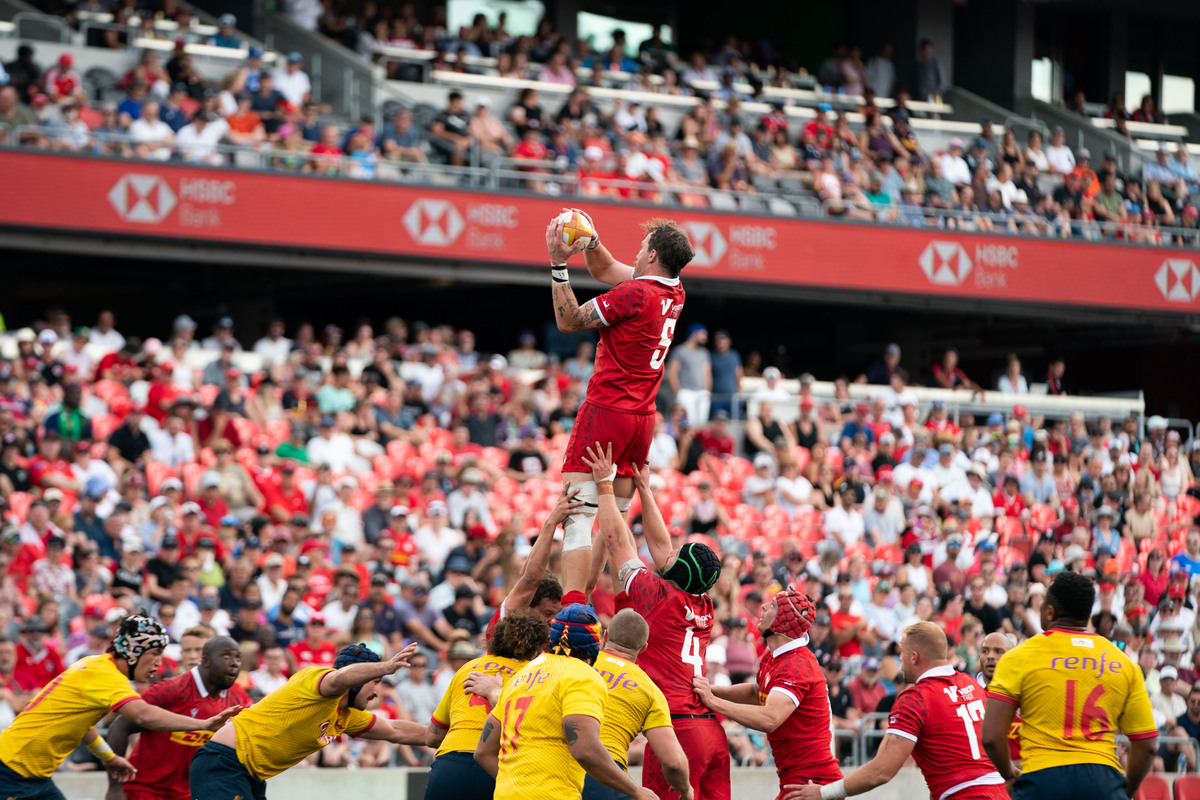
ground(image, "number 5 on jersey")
xmin=650 ymin=318 xmax=677 ymax=370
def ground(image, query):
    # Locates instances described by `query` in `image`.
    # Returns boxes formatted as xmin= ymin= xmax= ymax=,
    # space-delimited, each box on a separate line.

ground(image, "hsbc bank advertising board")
xmin=2 ymin=149 xmax=1199 ymax=314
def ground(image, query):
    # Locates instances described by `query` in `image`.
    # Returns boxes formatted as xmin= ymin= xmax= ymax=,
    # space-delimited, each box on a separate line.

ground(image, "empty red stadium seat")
xmin=145 ymin=463 xmax=178 ymax=496
xmin=1174 ymin=773 xmax=1200 ymax=800
xmin=1137 ymin=773 xmax=1171 ymax=800
xmin=995 ymin=516 xmax=1026 ymax=545
xmin=6 ymin=492 xmax=31 ymax=524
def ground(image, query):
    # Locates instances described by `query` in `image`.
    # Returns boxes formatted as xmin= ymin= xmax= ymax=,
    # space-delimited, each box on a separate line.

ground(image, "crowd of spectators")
xmin=0 ymin=306 xmax=1196 ymax=773
xmin=3 ymin=0 xmax=1200 ymax=243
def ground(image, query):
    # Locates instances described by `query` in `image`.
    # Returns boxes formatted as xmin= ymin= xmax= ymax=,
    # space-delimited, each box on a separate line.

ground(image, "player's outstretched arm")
xmin=631 ymin=463 xmax=672 ymax=571
xmin=117 ymin=698 xmax=242 ymax=733
xmin=582 ymin=444 xmax=639 ymax=572
xmin=547 ymin=221 xmax=606 ymax=334
xmin=320 ymin=644 xmax=417 ymax=697
xmin=507 ymin=485 xmax=581 ymax=610
xmin=564 ymin=714 xmax=657 ymax=800
xmin=356 ymin=718 xmax=429 ymax=747
xmin=692 ymin=677 xmax=793 ymax=733
xmin=585 ymin=533 xmax=609 ymax=598
xmin=981 ymin=697 xmax=1019 ymax=782
xmin=473 ymin=712 xmax=502 ymax=778
xmin=643 ymin=726 xmax=693 ymax=800
xmin=782 ymin=732 xmax=915 ymax=800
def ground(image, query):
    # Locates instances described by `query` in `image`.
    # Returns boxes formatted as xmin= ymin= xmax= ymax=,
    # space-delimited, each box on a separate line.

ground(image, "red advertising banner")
xmin=3 ymin=149 xmax=1199 ymax=314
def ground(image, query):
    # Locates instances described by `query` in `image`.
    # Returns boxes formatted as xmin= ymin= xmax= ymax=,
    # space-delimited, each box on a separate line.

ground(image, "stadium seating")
xmin=1139 ymin=774 xmax=1173 ymax=800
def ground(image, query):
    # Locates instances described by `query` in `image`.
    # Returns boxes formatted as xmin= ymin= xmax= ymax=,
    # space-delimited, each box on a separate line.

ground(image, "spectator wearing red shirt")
xmin=803 ymin=103 xmax=835 ymax=149
xmin=992 ymin=474 xmax=1027 ymax=518
xmin=847 ymin=656 xmax=888 ymax=713
xmin=931 ymin=348 xmax=983 ymax=395
xmin=830 ymin=586 xmax=875 ymax=658
xmin=1051 ymin=495 xmax=1081 ymax=542
xmin=13 ymin=616 xmax=65 ymax=691
xmin=936 ymin=593 xmax=966 ymax=644
xmin=0 ymin=638 xmax=35 ymax=702
xmin=28 ymin=432 xmax=80 ymax=497
xmin=264 ymin=462 xmax=309 ymax=522
xmin=97 ymin=339 xmax=143 ymax=382
xmin=513 ymin=127 xmax=549 ymax=190
xmin=144 ymin=364 xmax=180 ymax=425
xmin=923 ymin=400 xmax=962 ymax=439
xmin=286 ymin=614 xmax=336 ymax=671
xmin=577 ymin=145 xmax=616 ymax=197
xmin=696 ymin=410 xmax=735 ymax=457
xmin=43 ymin=53 xmax=82 ymax=102
xmin=196 ymin=473 xmax=231 ymax=527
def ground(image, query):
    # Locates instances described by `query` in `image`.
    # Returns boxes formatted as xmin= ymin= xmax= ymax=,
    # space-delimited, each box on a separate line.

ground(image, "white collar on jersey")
xmin=191 ymin=666 xmax=228 ymax=699
xmin=634 ymin=274 xmax=681 ymax=286
xmin=771 ymin=633 xmax=810 ymax=657
xmin=915 ymin=664 xmax=957 ymax=684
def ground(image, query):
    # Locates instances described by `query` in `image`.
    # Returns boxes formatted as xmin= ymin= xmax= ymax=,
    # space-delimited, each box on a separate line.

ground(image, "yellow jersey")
xmin=232 ymin=666 xmax=376 ymax=779
xmin=593 ymin=650 xmax=672 ymax=768
xmin=493 ymin=653 xmax=607 ymax=800
xmin=0 ymin=653 xmax=140 ymax=777
xmin=987 ymin=628 xmax=1156 ymax=775
xmin=431 ymin=654 xmax=525 ymax=757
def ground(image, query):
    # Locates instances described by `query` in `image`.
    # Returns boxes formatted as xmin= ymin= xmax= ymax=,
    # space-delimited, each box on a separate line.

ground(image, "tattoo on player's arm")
xmin=553 ymin=286 xmax=604 ymax=332
xmin=563 ymin=720 xmax=580 ymax=746
xmin=480 ymin=717 xmax=495 ymax=742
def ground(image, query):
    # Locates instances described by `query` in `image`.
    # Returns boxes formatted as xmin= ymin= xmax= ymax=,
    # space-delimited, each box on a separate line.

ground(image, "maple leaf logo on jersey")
xmin=190 ymin=708 xmax=199 ymax=717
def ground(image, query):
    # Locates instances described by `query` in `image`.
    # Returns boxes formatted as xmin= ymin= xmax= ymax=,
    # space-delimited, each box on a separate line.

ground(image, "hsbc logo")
xmin=1155 ymin=259 xmax=1200 ymax=302
xmin=403 ymin=199 xmax=463 ymax=246
xmin=919 ymin=240 xmax=973 ymax=286
xmin=108 ymin=174 xmax=176 ymax=223
xmin=683 ymin=222 xmax=726 ymax=267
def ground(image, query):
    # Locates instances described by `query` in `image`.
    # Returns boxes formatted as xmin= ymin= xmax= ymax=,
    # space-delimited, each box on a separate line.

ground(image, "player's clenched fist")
xmin=546 ymin=218 xmax=584 ymax=264
xmin=691 ymin=676 xmax=715 ymax=706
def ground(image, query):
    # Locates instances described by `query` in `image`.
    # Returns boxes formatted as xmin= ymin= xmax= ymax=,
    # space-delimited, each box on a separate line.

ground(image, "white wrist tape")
xmin=821 ymin=780 xmax=847 ymax=800
xmin=88 ymin=736 xmax=116 ymax=762
xmin=563 ymin=480 xmax=597 ymax=551
xmin=616 ymin=495 xmax=632 ymax=514
xmin=551 ymin=267 xmax=569 ymax=284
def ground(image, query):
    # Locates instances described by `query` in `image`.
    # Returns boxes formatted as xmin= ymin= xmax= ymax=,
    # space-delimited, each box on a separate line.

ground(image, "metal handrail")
xmin=832 ymin=727 xmax=861 ymax=767
xmin=818 ymin=196 xmax=1200 ymax=247
xmin=11 ymin=11 xmax=72 ymax=43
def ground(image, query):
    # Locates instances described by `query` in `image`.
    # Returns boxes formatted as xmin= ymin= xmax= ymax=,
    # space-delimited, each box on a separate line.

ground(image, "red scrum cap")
xmin=770 ymin=589 xmax=818 ymax=640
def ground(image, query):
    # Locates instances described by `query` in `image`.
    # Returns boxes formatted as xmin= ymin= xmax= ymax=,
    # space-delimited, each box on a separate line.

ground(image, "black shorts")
xmin=583 ymin=769 xmax=633 ymax=800
xmin=189 ymin=742 xmax=268 ymax=800
xmin=0 ymin=760 xmax=65 ymax=800
xmin=424 ymin=750 xmax=495 ymax=800
xmin=1013 ymin=763 xmax=1127 ymax=800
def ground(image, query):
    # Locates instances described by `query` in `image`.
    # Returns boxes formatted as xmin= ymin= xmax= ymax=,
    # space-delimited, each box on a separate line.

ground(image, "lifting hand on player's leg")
xmin=581 ymin=442 xmax=617 ymax=484
xmin=545 ymin=483 xmax=584 ymax=529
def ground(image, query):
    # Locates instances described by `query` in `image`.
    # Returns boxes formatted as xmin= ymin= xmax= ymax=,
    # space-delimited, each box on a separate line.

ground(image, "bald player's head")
xmin=603 ymin=609 xmax=650 ymax=658
xmin=200 ymin=635 xmax=243 ymax=692
xmin=980 ymin=632 xmax=1016 ymax=684
xmin=899 ymin=620 xmax=950 ymax=683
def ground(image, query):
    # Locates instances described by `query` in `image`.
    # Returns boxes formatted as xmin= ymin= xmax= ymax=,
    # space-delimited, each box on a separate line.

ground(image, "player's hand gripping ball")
xmin=553 ymin=210 xmax=596 ymax=251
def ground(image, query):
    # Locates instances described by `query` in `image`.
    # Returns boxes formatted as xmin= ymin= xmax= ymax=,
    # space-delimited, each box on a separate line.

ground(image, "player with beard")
xmin=189 ymin=642 xmax=419 ymax=799
xmin=106 ymin=635 xmax=251 ymax=800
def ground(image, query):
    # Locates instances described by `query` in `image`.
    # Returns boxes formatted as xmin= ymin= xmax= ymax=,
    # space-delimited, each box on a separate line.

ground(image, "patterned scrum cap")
xmin=770 ymin=590 xmax=818 ymax=640
xmin=549 ymin=603 xmax=602 ymax=661
xmin=111 ymin=615 xmax=170 ymax=667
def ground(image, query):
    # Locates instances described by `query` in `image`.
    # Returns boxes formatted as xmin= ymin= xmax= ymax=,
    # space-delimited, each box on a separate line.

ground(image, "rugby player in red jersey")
xmin=784 ymin=621 xmax=1006 ymax=800
xmin=584 ymin=442 xmax=724 ymax=800
xmin=692 ymin=590 xmax=842 ymax=800
xmin=106 ymin=636 xmax=251 ymax=800
xmin=545 ymin=212 xmax=693 ymax=607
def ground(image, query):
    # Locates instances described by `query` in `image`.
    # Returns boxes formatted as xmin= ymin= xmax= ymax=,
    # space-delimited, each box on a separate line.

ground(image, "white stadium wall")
xmin=51 ymin=766 xmax=934 ymax=800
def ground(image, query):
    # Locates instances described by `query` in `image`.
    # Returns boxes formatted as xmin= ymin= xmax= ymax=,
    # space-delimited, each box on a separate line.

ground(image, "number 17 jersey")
xmin=886 ymin=666 xmax=1005 ymax=800
xmin=587 ymin=274 xmax=685 ymax=414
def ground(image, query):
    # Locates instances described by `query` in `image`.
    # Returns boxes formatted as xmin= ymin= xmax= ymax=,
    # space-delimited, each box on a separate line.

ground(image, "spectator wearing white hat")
xmin=742 ymin=453 xmax=777 ymax=511
xmin=1154 ymin=665 xmax=1188 ymax=722
xmin=939 ymin=137 xmax=971 ymax=186
xmin=414 ymin=501 xmax=462 ymax=567
xmin=447 ymin=467 xmax=492 ymax=529
xmin=752 ymin=365 xmax=791 ymax=406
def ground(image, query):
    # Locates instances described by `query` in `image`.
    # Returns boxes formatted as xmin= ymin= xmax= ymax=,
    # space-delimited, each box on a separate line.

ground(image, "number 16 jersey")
xmin=587 ymin=273 xmax=686 ymax=414
xmin=886 ymin=666 xmax=1005 ymax=800
xmin=624 ymin=567 xmax=714 ymax=715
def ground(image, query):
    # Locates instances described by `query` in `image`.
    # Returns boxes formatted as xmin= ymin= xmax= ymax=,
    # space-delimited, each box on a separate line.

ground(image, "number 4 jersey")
xmin=586 ymin=273 xmax=685 ymax=414
xmin=623 ymin=567 xmax=713 ymax=716
xmin=886 ymin=666 xmax=1005 ymax=800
